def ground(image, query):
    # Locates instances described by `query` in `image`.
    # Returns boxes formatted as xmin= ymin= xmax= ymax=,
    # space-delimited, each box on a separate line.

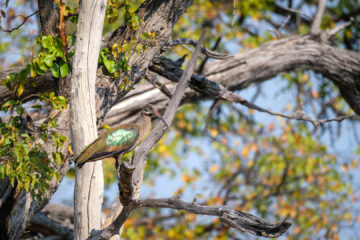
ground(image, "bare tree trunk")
xmin=69 ymin=1 xmax=107 ymax=239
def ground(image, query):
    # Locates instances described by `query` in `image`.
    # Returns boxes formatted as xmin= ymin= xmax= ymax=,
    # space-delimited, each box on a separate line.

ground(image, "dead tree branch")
xmin=134 ymin=197 xmax=291 ymax=238
xmin=151 ymin=56 xmax=358 ymax=127
xmin=327 ymin=18 xmax=354 ymax=37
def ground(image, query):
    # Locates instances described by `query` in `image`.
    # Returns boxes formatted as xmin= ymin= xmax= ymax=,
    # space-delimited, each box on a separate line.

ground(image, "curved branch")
xmin=135 ymin=197 xmax=291 ymax=238
xmin=166 ymin=38 xmax=233 ymax=60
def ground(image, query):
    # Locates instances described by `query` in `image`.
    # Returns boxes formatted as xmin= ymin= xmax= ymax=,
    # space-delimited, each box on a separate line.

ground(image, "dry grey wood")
xmin=29 ymin=205 xmax=74 ymax=239
xmin=131 ymin=31 xmax=206 ymax=200
xmin=166 ymin=38 xmax=233 ymax=60
xmin=70 ymin=1 xmax=107 ymax=239
xmin=311 ymin=0 xmax=327 ymax=36
xmin=118 ymin=162 xmax=136 ymax=206
xmin=151 ymin=57 xmax=357 ymax=127
xmin=134 ymin=197 xmax=291 ymax=238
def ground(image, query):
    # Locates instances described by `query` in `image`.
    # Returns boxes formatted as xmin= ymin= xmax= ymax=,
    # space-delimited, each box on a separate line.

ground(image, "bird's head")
xmin=142 ymin=104 xmax=169 ymax=130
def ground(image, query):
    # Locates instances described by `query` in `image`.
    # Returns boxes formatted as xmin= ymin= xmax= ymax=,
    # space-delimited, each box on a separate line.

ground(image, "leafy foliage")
xmin=0 ymin=95 xmax=67 ymax=201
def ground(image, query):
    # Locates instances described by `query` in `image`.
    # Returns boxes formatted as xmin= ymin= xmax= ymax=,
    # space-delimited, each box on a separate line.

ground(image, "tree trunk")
xmin=69 ymin=1 xmax=107 ymax=239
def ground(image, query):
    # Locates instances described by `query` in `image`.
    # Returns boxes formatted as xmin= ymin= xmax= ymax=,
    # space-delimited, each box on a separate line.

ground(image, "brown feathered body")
xmin=75 ymin=111 xmax=151 ymax=168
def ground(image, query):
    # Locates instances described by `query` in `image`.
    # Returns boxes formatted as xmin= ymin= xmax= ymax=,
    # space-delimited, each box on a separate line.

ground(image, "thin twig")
xmin=310 ymin=0 xmax=327 ymax=35
xmin=145 ymin=73 xmax=173 ymax=98
xmin=327 ymin=18 xmax=354 ymax=37
xmin=198 ymin=36 xmax=222 ymax=75
xmin=0 ymin=10 xmax=38 ymax=33
xmin=280 ymin=6 xmax=313 ymax=21
xmin=166 ymin=38 xmax=233 ymax=60
xmin=231 ymin=0 xmax=236 ymax=27
xmin=269 ymin=14 xmax=291 ymax=38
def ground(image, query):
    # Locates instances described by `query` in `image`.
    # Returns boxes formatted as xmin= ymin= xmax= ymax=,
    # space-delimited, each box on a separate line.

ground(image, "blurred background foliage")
xmin=0 ymin=0 xmax=360 ymax=239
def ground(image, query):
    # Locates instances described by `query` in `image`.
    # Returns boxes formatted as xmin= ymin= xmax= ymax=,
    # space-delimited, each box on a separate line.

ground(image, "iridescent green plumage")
xmin=106 ymin=128 xmax=138 ymax=147
xmin=75 ymin=105 xmax=167 ymax=168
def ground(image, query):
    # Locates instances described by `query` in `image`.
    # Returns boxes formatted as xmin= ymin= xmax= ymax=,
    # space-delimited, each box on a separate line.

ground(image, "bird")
xmin=75 ymin=104 xmax=168 ymax=168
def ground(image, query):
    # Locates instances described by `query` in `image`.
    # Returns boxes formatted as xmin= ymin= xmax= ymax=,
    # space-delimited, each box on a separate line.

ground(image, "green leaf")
xmin=43 ymin=54 xmax=56 ymax=67
xmin=59 ymin=61 xmax=69 ymax=77
xmin=99 ymin=51 xmax=116 ymax=74
xmin=2 ymin=100 xmax=17 ymax=109
xmin=16 ymin=104 xmax=24 ymax=115
xmin=35 ymin=63 xmax=45 ymax=75
xmin=55 ymin=49 xmax=64 ymax=59
xmin=136 ymin=44 xmax=142 ymax=54
xmin=51 ymin=63 xmax=60 ymax=78
xmin=30 ymin=64 xmax=37 ymax=77
xmin=41 ymin=35 xmax=54 ymax=49
xmin=48 ymin=120 xmax=56 ymax=128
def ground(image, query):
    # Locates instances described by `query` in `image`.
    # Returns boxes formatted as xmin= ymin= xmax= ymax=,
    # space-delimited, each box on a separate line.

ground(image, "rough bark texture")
xmin=0 ymin=0 xmax=360 ymax=238
xmin=69 ymin=0 xmax=107 ymax=239
xmin=37 ymin=0 xmax=59 ymax=36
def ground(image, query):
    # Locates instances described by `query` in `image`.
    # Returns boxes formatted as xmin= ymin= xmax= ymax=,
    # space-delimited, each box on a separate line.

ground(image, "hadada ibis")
xmin=75 ymin=104 xmax=167 ymax=168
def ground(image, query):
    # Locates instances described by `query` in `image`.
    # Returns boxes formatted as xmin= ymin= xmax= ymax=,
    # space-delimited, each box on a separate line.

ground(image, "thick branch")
xmin=118 ymin=162 xmax=136 ymax=206
xmin=135 ymin=197 xmax=291 ymax=238
xmin=71 ymin=1 xmax=107 ymax=239
xmin=37 ymin=0 xmax=59 ymax=36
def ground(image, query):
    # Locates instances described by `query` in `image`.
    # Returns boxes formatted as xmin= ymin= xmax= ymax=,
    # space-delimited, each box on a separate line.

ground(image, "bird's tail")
xmin=76 ymin=150 xmax=126 ymax=168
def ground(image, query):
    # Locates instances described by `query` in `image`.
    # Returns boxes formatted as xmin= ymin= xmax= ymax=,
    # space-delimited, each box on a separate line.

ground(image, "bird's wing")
xmin=105 ymin=126 xmax=139 ymax=152
xmin=75 ymin=126 xmax=139 ymax=167
xmin=76 ymin=127 xmax=139 ymax=168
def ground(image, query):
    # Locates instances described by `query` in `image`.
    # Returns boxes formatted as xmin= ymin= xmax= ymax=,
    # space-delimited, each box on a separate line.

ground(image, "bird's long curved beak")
xmin=152 ymin=108 xmax=170 ymax=131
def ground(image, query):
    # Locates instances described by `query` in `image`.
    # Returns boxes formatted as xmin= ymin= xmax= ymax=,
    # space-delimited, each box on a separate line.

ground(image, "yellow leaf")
xmin=209 ymin=164 xmax=219 ymax=173
xmin=210 ymin=128 xmax=218 ymax=138
xmin=177 ymin=120 xmax=186 ymax=129
xmin=302 ymin=74 xmax=309 ymax=82
xmin=173 ymin=187 xmax=184 ymax=196
xmin=68 ymin=145 xmax=73 ymax=155
xmin=99 ymin=124 xmax=111 ymax=130
xmin=181 ymin=174 xmax=190 ymax=183
xmin=242 ymin=145 xmax=249 ymax=158
xmin=286 ymin=103 xmax=291 ymax=111
xmin=312 ymin=91 xmax=319 ymax=99
xmin=17 ymin=83 xmax=24 ymax=97
xmin=157 ymin=145 xmax=167 ymax=154
xmin=250 ymin=143 xmax=258 ymax=152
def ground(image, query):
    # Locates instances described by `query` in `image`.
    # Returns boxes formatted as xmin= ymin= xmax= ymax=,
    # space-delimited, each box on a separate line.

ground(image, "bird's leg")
xmin=115 ymin=153 xmax=124 ymax=178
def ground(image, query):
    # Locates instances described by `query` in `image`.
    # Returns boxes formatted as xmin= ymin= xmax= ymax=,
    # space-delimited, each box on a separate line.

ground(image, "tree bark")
xmin=69 ymin=1 xmax=107 ymax=239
